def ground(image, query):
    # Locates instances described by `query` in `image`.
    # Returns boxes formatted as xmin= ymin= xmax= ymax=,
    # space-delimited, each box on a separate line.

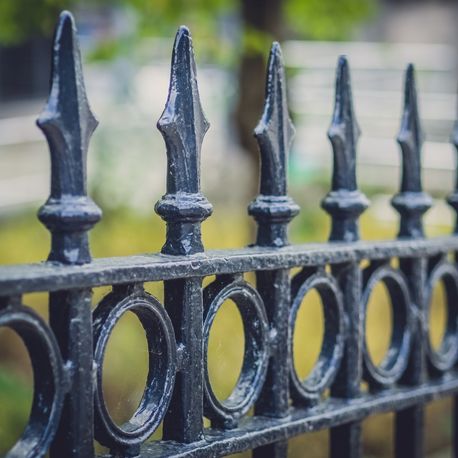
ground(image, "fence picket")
xmin=37 ymin=11 xmax=99 ymax=458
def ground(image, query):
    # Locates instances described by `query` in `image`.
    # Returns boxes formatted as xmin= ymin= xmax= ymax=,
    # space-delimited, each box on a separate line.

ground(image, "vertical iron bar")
xmin=37 ymin=11 xmax=101 ymax=457
xmin=249 ymin=43 xmax=298 ymax=458
xmin=330 ymin=421 xmax=363 ymax=458
xmin=162 ymin=278 xmax=204 ymax=442
xmin=322 ymin=56 xmax=368 ymax=458
xmin=49 ymin=289 xmax=94 ymax=456
xmin=253 ymin=269 xmax=291 ymax=458
xmin=329 ymin=262 xmax=364 ymax=458
xmin=396 ymin=403 xmax=424 ymax=458
xmin=392 ymin=65 xmax=431 ymax=458
xmin=395 ymin=258 xmax=427 ymax=458
xmin=448 ymin=104 xmax=458 ymax=458
xmin=155 ymin=26 xmax=211 ymax=443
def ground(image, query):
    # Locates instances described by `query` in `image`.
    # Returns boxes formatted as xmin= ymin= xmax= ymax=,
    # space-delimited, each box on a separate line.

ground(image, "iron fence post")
xmin=37 ymin=11 xmax=101 ymax=458
xmin=250 ymin=42 xmax=299 ymax=458
xmin=321 ymin=56 xmax=368 ymax=458
xmin=392 ymin=64 xmax=431 ymax=458
xmin=155 ymin=26 xmax=211 ymax=443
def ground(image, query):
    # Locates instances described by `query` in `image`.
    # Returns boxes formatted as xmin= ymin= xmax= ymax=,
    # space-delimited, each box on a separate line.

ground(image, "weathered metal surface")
xmin=447 ymin=114 xmax=458 ymax=232
xmin=391 ymin=64 xmax=432 ymax=239
xmin=321 ymin=56 xmax=368 ymax=243
xmin=1 ymin=238 xmax=458 ymax=295
xmin=203 ymin=277 xmax=269 ymax=429
xmin=424 ymin=261 xmax=458 ymax=373
xmin=0 ymin=302 xmax=64 ymax=458
xmin=1 ymin=10 xmax=458 ymax=458
xmin=248 ymin=42 xmax=298 ymax=458
xmin=362 ymin=265 xmax=412 ymax=387
xmin=36 ymin=11 xmax=99 ymax=458
xmin=390 ymin=65 xmax=433 ymax=457
xmin=155 ymin=26 xmax=212 ymax=256
xmin=155 ymin=27 xmax=209 ymax=444
xmin=290 ymin=269 xmax=345 ymax=403
xmin=37 ymin=10 xmax=101 ymax=265
xmin=93 ymin=285 xmax=176 ymax=456
xmin=248 ymin=42 xmax=299 ymax=248
xmin=110 ymin=375 xmax=458 ymax=458
xmin=319 ymin=56 xmax=368 ymax=458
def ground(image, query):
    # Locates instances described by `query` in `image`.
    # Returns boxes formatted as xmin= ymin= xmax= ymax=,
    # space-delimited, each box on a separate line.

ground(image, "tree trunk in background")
xmin=235 ymin=0 xmax=285 ymax=199
xmin=0 ymin=36 xmax=51 ymax=102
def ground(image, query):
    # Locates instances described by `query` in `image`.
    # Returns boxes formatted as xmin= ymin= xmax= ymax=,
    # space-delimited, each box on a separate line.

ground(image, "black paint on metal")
xmin=37 ymin=11 xmax=101 ymax=265
xmin=203 ymin=277 xmax=269 ymax=429
xmin=391 ymin=64 xmax=432 ymax=240
xmin=424 ymin=262 xmax=458 ymax=373
xmin=93 ymin=285 xmax=177 ymax=455
xmin=447 ymin=109 xmax=458 ymax=232
xmin=320 ymin=56 xmax=368 ymax=458
xmin=1 ymin=10 xmax=458 ymax=458
xmin=36 ymin=11 xmax=100 ymax=458
xmin=321 ymin=56 xmax=369 ymax=243
xmin=0 ymin=303 xmax=64 ymax=458
xmin=289 ymin=270 xmax=345 ymax=403
xmin=155 ymin=26 xmax=212 ymax=256
xmin=362 ymin=265 xmax=413 ymax=388
xmin=248 ymin=42 xmax=299 ymax=248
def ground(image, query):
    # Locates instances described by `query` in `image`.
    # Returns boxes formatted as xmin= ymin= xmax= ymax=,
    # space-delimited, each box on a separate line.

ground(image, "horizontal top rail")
xmin=0 ymin=235 xmax=457 ymax=295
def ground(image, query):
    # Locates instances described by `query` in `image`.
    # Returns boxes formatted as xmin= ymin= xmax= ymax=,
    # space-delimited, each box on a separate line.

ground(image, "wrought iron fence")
xmin=1 ymin=10 xmax=458 ymax=458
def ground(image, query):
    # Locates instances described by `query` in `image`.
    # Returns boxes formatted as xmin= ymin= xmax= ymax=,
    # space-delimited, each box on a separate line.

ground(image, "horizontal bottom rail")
xmin=101 ymin=374 xmax=458 ymax=458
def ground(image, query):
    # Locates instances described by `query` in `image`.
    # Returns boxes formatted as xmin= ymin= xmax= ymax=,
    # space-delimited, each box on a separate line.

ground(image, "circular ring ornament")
xmin=425 ymin=262 xmax=458 ymax=373
xmin=362 ymin=266 xmax=412 ymax=388
xmin=203 ymin=277 xmax=269 ymax=428
xmin=0 ymin=304 xmax=64 ymax=458
xmin=93 ymin=288 xmax=176 ymax=449
xmin=289 ymin=271 xmax=344 ymax=403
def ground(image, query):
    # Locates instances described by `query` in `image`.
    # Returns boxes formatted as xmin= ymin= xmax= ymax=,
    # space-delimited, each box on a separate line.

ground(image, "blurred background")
xmin=0 ymin=0 xmax=457 ymax=456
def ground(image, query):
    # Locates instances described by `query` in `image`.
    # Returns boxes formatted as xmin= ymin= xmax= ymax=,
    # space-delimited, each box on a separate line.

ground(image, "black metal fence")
xmin=1 ymin=10 xmax=458 ymax=458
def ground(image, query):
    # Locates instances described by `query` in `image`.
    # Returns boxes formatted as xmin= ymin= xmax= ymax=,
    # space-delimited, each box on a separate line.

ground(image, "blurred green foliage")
xmin=0 ymin=364 xmax=33 ymax=451
xmin=285 ymin=0 xmax=374 ymax=41
xmin=0 ymin=0 xmax=374 ymax=55
xmin=0 ymin=0 xmax=67 ymax=44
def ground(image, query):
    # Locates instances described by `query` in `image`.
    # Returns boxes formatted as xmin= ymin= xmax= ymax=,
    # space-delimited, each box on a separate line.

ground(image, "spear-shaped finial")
xmin=321 ymin=56 xmax=368 ymax=242
xmin=37 ymin=11 xmax=101 ymax=264
xmin=391 ymin=64 xmax=432 ymax=239
xmin=155 ymin=26 xmax=212 ymax=255
xmin=248 ymin=42 xmax=299 ymax=247
xmin=253 ymin=42 xmax=295 ymax=197
xmin=446 ymin=106 xmax=458 ymax=233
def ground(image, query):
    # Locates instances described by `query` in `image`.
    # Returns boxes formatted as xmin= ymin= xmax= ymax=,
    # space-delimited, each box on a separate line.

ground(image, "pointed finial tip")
xmin=338 ymin=55 xmax=348 ymax=66
xmin=58 ymin=10 xmax=76 ymax=30
xmin=403 ymin=63 xmax=418 ymax=103
xmin=336 ymin=55 xmax=350 ymax=82
xmin=271 ymin=41 xmax=281 ymax=54
xmin=269 ymin=41 xmax=284 ymax=69
xmin=177 ymin=25 xmax=191 ymax=39
xmin=173 ymin=25 xmax=193 ymax=58
xmin=55 ymin=10 xmax=77 ymax=48
xmin=405 ymin=63 xmax=416 ymax=82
